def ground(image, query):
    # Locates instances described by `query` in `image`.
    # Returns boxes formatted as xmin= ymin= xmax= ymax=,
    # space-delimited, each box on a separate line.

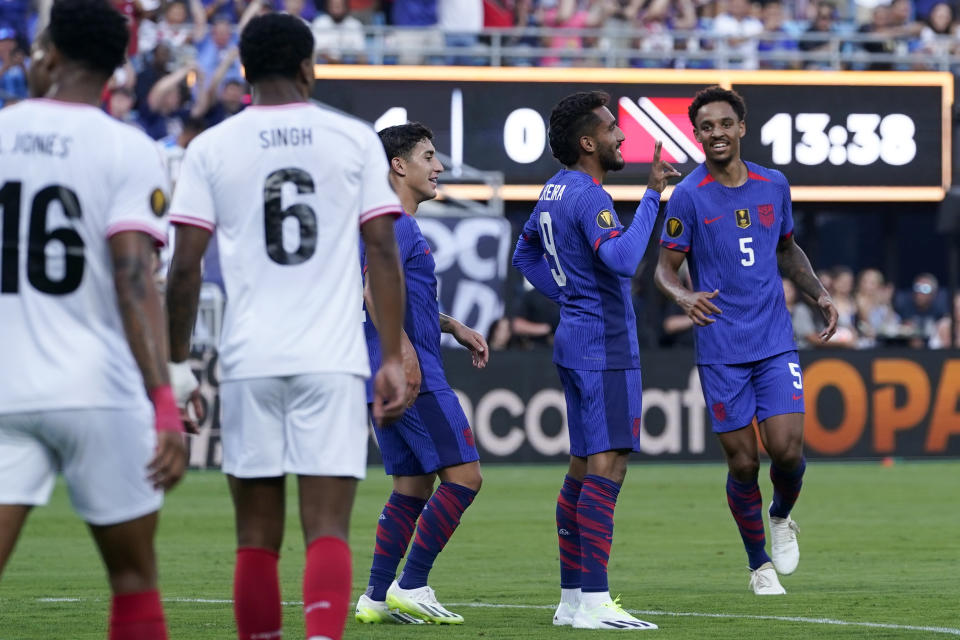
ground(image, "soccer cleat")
xmin=572 ymin=596 xmax=658 ymax=630
xmin=769 ymin=511 xmax=800 ymax=575
xmin=355 ymin=593 xmax=424 ymax=624
xmin=749 ymin=562 xmax=787 ymax=595
xmin=385 ymin=581 xmax=464 ymax=624
xmin=553 ymin=601 xmax=578 ymax=626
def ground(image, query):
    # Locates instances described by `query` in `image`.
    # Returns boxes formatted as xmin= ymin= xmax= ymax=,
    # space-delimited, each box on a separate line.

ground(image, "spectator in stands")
xmin=106 ymin=86 xmax=139 ymax=125
xmin=202 ymin=0 xmax=244 ymax=23
xmin=629 ymin=0 xmax=696 ymax=68
xmin=0 ymin=0 xmax=29 ymax=42
xmin=782 ymin=277 xmax=821 ymax=349
xmin=896 ymin=272 xmax=949 ymax=348
xmin=798 ymin=0 xmax=837 ymax=69
xmin=313 ymin=0 xmax=367 ymax=61
xmin=389 ymin=0 xmax=444 ymax=64
xmin=439 ymin=0 xmax=485 ymax=64
xmin=916 ymin=0 xmax=957 ymax=66
xmin=828 ymin=265 xmax=859 ymax=347
xmin=503 ymin=0 xmax=541 ymax=65
xmin=487 ymin=316 xmax=517 ymax=350
xmin=140 ymin=61 xmax=195 ymax=138
xmin=931 ymin=290 xmax=960 ymax=348
xmin=195 ymin=17 xmax=242 ymax=87
xmin=710 ymin=0 xmax=763 ymax=69
xmin=511 ymin=284 xmax=559 ymax=347
xmin=757 ymin=0 xmax=799 ymax=68
xmin=139 ymin=0 xmax=207 ymax=55
xmin=855 ymin=268 xmax=901 ymax=346
xmin=537 ymin=0 xmax=605 ymax=66
xmin=113 ymin=0 xmax=146 ymax=56
xmin=278 ymin=0 xmax=319 ymax=20
xmin=856 ymin=1 xmax=914 ymax=70
xmin=0 ymin=27 xmax=26 ymax=108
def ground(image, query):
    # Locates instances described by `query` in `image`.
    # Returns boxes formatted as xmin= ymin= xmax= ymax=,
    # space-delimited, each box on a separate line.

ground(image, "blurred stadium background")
xmin=1 ymin=1 xmax=959 ymax=637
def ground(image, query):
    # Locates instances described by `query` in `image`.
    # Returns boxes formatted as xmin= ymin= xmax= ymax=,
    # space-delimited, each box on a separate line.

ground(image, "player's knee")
xmin=728 ymin=456 xmax=760 ymax=482
xmin=106 ymin=568 xmax=157 ymax=595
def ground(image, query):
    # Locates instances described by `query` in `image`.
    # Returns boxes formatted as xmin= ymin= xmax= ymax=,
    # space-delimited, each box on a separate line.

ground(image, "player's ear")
xmin=297 ymin=58 xmax=314 ymax=95
xmin=391 ymin=155 xmax=406 ymax=176
xmin=738 ymin=120 xmax=746 ymax=138
xmin=579 ymin=135 xmax=596 ymax=155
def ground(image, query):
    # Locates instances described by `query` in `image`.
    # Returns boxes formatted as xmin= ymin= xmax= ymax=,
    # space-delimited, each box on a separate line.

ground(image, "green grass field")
xmin=1 ymin=461 xmax=958 ymax=639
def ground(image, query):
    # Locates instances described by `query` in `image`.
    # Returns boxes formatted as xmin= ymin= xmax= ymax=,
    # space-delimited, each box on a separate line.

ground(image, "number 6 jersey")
xmin=659 ymin=161 xmax=796 ymax=365
xmin=169 ymin=103 xmax=402 ymax=382
xmin=518 ymin=169 xmax=640 ymax=371
xmin=0 ymin=99 xmax=170 ymax=413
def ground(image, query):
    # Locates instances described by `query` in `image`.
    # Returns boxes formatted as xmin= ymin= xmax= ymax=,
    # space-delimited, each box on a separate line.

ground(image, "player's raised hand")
xmin=817 ymin=293 xmax=839 ymax=342
xmin=451 ymin=320 xmax=489 ymax=369
xmin=373 ymin=357 xmax=407 ymax=425
xmin=647 ymin=141 xmax=682 ymax=193
xmin=400 ymin=333 xmax=422 ymax=407
xmin=679 ymin=288 xmax=722 ymax=326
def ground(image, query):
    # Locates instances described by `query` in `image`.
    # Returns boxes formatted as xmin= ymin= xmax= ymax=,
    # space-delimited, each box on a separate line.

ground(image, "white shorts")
xmin=220 ymin=373 xmax=367 ymax=479
xmin=0 ymin=407 xmax=163 ymax=526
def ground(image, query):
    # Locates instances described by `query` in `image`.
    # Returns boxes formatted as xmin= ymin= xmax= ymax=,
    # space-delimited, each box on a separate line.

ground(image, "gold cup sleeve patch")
xmin=150 ymin=188 xmax=169 ymax=218
xmin=666 ymin=217 xmax=684 ymax=238
xmin=596 ymin=209 xmax=616 ymax=229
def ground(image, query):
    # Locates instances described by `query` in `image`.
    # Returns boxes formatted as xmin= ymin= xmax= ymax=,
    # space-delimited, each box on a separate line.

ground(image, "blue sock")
xmin=398 ymin=482 xmax=477 ymax=590
xmin=577 ymin=474 xmax=620 ymax=593
xmin=556 ymin=475 xmax=583 ymax=590
xmin=769 ymin=457 xmax=806 ymax=519
xmin=366 ymin=491 xmax=426 ymax=601
xmin=726 ymin=474 xmax=770 ymax=570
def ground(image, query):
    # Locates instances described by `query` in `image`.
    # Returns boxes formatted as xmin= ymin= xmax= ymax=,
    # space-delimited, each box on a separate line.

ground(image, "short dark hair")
xmin=548 ymin=91 xmax=610 ymax=167
xmin=378 ymin=122 xmax=434 ymax=162
xmin=688 ymin=86 xmax=747 ymax=127
xmin=49 ymin=0 xmax=129 ymax=77
xmin=240 ymin=13 xmax=314 ymax=84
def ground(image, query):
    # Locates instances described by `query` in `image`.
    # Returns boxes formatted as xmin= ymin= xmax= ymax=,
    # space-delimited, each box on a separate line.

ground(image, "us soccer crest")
xmin=758 ymin=204 xmax=775 ymax=228
xmin=666 ymin=217 xmax=684 ymax=238
xmin=596 ymin=209 xmax=615 ymax=229
xmin=735 ymin=208 xmax=751 ymax=229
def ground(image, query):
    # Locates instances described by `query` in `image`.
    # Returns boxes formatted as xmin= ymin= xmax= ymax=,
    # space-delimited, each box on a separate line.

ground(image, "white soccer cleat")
xmin=749 ymin=562 xmax=787 ymax=595
xmin=385 ymin=581 xmax=464 ymax=624
xmin=355 ymin=593 xmax=425 ymax=624
xmin=769 ymin=511 xmax=800 ymax=575
xmin=572 ymin=596 xmax=658 ymax=630
xmin=553 ymin=601 xmax=578 ymax=626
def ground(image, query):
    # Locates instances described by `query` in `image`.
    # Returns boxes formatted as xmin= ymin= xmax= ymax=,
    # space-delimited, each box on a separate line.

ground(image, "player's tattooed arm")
xmin=777 ymin=234 xmax=838 ymax=342
xmin=655 ymin=247 xmax=721 ymax=326
xmin=439 ymin=313 xmax=489 ymax=368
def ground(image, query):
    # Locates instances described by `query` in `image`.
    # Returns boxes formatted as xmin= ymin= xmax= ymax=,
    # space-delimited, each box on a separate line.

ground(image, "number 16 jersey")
xmin=169 ymin=103 xmax=402 ymax=382
xmin=519 ymin=169 xmax=640 ymax=370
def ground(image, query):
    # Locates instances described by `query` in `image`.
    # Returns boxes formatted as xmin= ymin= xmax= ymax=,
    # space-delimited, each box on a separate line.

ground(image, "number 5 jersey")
xmin=659 ymin=161 xmax=797 ymax=365
xmin=169 ymin=103 xmax=402 ymax=381
xmin=0 ymin=99 xmax=169 ymax=413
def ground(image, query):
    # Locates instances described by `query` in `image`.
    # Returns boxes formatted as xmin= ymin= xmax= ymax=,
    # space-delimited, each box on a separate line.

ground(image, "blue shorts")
xmin=373 ymin=387 xmax=479 ymax=476
xmin=556 ymin=366 xmax=642 ymax=457
xmin=698 ymin=351 xmax=805 ymax=433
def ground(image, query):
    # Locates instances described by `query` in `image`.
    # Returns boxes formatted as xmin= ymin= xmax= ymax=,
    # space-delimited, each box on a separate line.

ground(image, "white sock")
xmin=581 ymin=590 xmax=611 ymax=609
xmin=561 ymin=587 xmax=581 ymax=606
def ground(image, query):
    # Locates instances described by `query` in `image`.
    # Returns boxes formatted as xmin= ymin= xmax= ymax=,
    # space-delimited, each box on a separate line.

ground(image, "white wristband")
xmin=168 ymin=361 xmax=199 ymax=405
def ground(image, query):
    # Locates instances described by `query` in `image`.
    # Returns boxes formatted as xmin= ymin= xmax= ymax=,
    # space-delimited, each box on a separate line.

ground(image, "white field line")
xmin=31 ymin=597 xmax=960 ymax=636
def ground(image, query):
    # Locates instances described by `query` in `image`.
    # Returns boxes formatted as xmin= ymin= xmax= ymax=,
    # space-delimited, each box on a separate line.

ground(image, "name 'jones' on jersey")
xmin=523 ymin=170 xmax=640 ymax=370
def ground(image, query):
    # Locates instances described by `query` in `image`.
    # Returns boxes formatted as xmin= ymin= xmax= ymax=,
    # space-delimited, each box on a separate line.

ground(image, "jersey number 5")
xmin=739 ymin=237 xmax=755 ymax=267
xmin=0 ymin=181 xmax=85 ymax=295
xmin=538 ymin=211 xmax=567 ymax=287
xmin=263 ymin=168 xmax=318 ymax=266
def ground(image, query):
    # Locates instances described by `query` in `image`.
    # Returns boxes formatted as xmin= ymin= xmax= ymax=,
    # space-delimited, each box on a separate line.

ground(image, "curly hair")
xmin=688 ymin=86 xmax=747 ymax=127
xmin=548 ymin=91 xmax=610 ymax=167
xmin=240 ymin=13 xmax=315 ymax=84
xmin=378 ymin=122 xmax=434 ymax=162
xmin=48 ymin=0 xmax=129 ymax=77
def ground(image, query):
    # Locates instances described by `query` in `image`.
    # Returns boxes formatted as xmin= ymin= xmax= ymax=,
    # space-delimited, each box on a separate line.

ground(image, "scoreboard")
xmin=313 ymin=66 xmax=953 ymax=202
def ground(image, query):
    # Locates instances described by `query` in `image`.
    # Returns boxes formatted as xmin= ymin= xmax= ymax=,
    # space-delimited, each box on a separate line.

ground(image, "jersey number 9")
xmin=538 ymin=211 xmax=567 ymax=287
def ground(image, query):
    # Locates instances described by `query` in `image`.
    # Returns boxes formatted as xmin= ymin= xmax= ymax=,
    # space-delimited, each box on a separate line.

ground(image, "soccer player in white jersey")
xmin=165 ymin=13 xmax=407 ymax=640
xmin=0 ymin=2 xmax=187 ymax=639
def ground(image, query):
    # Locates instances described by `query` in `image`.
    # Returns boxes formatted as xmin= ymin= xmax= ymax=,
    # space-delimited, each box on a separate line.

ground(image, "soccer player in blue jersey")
xmin=654 ymin=86 xmax=838 ymax=595
xmin=513 ymin=91 xmax=680 ymax=630
xmin=355 ymin=122 xmax=489 ymax=625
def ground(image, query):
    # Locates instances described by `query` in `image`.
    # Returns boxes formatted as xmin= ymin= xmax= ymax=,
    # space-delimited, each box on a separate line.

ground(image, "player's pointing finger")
xmin=653 ymin=140 xmax=662 ymax=164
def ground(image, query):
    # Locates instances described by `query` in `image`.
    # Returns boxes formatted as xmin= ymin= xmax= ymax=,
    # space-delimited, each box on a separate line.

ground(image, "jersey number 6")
xmin=263 ymin=167 xmax=318 ymax=266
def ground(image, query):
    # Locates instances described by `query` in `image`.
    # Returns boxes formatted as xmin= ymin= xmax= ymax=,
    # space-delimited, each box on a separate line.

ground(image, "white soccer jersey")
xmin=0 ymin=99 xmax=170 ymax=413
xmin=169 ymin=103 xmax=402 ymax=381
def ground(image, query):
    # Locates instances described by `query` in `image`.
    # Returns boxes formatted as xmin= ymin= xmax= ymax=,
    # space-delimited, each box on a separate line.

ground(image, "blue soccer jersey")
xmin=659 ymin=161 xmax=797 ymax=365
xmin=362 ymin=213 xmax=450 ymax=401
xmin=518 ymin=169 xmax=640 ymax=370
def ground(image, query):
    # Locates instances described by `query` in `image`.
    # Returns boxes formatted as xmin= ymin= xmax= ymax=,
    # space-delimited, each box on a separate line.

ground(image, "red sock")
xmin=303 ymin=537 xmax=351 ymax=640
xmin=234 ymin=547 xmax=282 ymax=640
xmin=109 ymin=589 xmax=167 ymax=640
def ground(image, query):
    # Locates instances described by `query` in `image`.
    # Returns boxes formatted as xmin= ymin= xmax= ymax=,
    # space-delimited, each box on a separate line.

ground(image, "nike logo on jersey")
xmin=792 ymin=394 xmax=803 ymax=401
xmin=704 ymin=216 xmax=723 ymax=224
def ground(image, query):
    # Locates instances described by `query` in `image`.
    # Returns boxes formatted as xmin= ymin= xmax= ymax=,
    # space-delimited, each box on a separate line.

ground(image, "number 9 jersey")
xmin=0 ymin=100 xmax=169 ymax=413
xmin=659 ymin=161 xmax=796 ymax=365
xmin=168 ymin=104 xmax=402 ymax=382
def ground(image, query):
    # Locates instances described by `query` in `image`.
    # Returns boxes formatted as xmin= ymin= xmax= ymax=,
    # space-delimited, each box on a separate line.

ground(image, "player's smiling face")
xmin=693 ymin=101 xmax=745 ymax=165
xmin=405 ymin=138 xmax=444 ymax=203
xmin=591 ymin=106 xmax=626 ymax=171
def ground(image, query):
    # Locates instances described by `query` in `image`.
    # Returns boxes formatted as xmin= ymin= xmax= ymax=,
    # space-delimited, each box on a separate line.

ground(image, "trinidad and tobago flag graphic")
xmin=618 ymin=96 xmax=705 ymax=165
